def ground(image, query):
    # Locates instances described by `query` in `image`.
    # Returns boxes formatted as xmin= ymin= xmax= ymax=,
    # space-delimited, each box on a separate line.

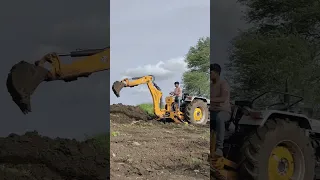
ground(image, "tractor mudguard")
xmin=238 ymin=110 xmax=312 ymax=129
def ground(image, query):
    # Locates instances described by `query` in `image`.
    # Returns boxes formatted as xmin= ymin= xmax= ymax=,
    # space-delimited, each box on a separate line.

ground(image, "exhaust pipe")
xmin=112 ymin=81 xmax=125 ymax=97
xmin=6 ymin=61 xmax=49 ymax=114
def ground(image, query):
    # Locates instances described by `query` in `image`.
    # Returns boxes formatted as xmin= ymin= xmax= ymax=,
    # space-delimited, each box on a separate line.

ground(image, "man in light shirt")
xmin=170 ymin=81 xmax=182 ymax=110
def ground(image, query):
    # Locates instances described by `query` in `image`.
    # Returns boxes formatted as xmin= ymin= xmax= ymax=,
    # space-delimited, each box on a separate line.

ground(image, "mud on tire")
xmin=185 ymin=99 xmax=208 ymax=125
xmin=239 ymin=119 xmax=315 ymax=180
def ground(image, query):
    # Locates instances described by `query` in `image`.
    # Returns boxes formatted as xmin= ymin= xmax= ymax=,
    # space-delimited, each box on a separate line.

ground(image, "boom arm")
xmin=7 ymin=47 xmax=110 ymax=114
xmin=35 ymin=47 xmax=110 ymax=82
xmin=112 ymin=75 xmax=164 ymax=118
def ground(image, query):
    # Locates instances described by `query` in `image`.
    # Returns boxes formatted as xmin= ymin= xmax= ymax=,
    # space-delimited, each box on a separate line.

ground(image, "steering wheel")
xmin=267 ymin=102 xmax=287 ymax=110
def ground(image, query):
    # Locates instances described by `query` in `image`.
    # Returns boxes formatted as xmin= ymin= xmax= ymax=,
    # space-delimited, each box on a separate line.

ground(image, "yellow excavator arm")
xmin=112 ymin=75 xmax=164 ymax=118
xmin=7 ymin=47 xmax=110 ymax=114
xmin=36 ymin=47 xmax=110 ymax=82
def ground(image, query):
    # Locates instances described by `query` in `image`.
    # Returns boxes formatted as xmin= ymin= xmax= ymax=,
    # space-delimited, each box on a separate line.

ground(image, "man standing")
xmin=170 ymin=81 xmax=182 ymax=109
xmin=210 ymin=63 xmax=231 ymax=156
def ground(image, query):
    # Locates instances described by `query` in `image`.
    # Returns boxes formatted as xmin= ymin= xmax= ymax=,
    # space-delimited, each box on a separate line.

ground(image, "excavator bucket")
xmin=112 ymin=81 xmax=125 ymax=97
xmin=6 ymin=61 xmax=49 ymax=114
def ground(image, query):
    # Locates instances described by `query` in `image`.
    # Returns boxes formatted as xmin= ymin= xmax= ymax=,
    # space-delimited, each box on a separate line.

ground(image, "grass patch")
xmin=86 ymin=133 xmax=110 ymax=158
xmin=111 ymin=131 xmax=120 ymax=137
xmin=138 ymin=103 xmax=154 ymax=115
xmin=189 ymin=158 xmax=203 ymax=168
xmin=91 ymin=133 xmax=109 ymax=149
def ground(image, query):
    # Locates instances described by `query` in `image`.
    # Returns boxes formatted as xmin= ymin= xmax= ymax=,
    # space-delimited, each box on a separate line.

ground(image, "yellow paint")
xmin=268 ymin=146 xmax=294 ymax=180
xmin=193 ymin=107 xmax=203 ymax=121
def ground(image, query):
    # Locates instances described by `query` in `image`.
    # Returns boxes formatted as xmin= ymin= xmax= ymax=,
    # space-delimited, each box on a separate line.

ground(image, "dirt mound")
xmin=0 ymin=131 xmax=109 ymax=180
xmin=110 ymin=104 xmax=152 ymax=123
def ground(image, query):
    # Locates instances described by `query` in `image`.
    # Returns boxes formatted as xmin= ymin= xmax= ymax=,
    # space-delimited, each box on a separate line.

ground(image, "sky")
xmin=0 ymin=1 xmax=109 ymax=140
xmin=110 ymin=0 xmax=210 ymax=105
xmin=210 ymin=0 xmax=248 ymax=68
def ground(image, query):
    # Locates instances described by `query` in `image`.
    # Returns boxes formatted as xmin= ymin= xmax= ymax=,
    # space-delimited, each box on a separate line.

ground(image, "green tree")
xmin=238 ymin=0 xmax=320 ymax=41
xmin=226 ymin=0 xmax=320 ymax=104
xmin=182 ymin=37 xmax=210 ymax=97
xmin=226 ymin=29 xmax=319 ymax=101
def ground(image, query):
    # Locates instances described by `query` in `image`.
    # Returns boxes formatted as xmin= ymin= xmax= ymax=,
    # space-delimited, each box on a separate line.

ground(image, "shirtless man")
xmin=210 ymin=63 xmax=231 ymax=156
xmin=170 ymin=81 xmax=182 ymax=109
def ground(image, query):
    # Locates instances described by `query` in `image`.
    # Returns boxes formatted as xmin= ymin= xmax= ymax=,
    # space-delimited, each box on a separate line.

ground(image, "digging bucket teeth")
xmin=6 ymin=61 xmax=49 ymax=114
xmin=112 ymin=81 xmax=125 ymax=97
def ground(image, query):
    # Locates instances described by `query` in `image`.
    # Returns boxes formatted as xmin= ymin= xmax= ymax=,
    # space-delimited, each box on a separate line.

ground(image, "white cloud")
xmin=131 ymin=86 xmax=149 ymax=94
xmin=120 ymin=85 xmax=153 ymax=102
xmin=122 ymin=56 xmax=188 ymax=81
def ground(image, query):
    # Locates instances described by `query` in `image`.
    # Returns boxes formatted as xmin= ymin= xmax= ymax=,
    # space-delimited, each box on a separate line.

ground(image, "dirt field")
xmin=0 ymin=131 xmax=109 ymax=180
xmin=110 ymin=104 xmax=210 ymax=180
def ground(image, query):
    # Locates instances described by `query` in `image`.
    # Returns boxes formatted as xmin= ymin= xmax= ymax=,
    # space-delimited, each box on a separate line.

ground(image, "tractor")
xmin=112 ymin=75 xmax=210 ymax=125
xmin=211 ymin=90 xmax=320 ymax=180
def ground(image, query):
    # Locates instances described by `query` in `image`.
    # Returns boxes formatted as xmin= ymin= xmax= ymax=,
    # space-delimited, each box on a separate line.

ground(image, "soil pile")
xmin=110 ymin=104 xmax=153 ymax=123
xmin=0 ymin=131 xmax=109 ymax=180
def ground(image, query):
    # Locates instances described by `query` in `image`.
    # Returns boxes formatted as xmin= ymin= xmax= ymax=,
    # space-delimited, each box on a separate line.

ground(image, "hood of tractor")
xmin=6 ymin=61 xmax=49 ymax=114
xmin=112 ymin=81 xmax=125 ymax=97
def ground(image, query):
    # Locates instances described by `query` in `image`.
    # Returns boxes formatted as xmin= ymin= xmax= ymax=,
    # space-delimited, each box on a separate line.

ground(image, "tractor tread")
xmin=184 ymin=99 xmax=208 ymax=125
xmin=239 ymin=118 xmax=315 ymax=180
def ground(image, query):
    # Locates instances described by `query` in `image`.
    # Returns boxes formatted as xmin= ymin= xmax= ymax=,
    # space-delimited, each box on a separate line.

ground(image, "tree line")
xmin=183 ymin=0 xmax=320 ymax=115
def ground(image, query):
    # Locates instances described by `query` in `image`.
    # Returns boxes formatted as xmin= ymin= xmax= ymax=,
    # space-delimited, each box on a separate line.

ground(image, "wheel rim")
xmin=193 ymin=107 xmax=203 ymax=121
xmin=268 ymin=141 xmax=305 ymax=180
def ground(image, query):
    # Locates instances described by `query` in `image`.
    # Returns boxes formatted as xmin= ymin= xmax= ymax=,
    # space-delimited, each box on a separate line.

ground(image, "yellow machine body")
xmin=112 ymin=75 xmax=185 ymax=123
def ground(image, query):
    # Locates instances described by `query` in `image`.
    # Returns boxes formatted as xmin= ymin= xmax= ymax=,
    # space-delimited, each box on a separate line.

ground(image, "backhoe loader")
xmin=112 ymin=75 xmax=210 ymax=125
xmin=6 ymin=47 xmax=110 ymax=114
xmin=210 ymin=90 xmax=320 ymax=180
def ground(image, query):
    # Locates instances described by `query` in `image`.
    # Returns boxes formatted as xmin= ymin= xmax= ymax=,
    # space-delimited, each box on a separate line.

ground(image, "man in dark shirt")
xmin=210 ymin=63 xmax=231 ymax=156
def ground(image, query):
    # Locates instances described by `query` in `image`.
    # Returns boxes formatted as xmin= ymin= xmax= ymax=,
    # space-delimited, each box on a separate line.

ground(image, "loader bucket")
xmin=6 ymin=61 xmax=49 ymax=114
xmin=112 ymin=81 xmax=125 ymax=97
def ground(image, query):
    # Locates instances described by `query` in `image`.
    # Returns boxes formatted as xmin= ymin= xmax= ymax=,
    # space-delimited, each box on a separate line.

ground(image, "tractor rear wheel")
xmin=239 ymin=119 xmax=315 ymax=180
xmin=185 ymin=99 xmax=208 ymax=125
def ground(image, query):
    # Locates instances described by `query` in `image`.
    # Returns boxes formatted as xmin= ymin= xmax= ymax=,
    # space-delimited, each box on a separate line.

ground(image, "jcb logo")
xmin=101 ymin=56 xmax=108 ymax=63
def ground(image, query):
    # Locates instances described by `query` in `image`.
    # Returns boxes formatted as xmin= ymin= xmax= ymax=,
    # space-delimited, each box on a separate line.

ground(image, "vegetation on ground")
xmin=87 ymin=133 xmax=110 ymax=157
xmin=138 ymin=103 xmax=154 ymax=115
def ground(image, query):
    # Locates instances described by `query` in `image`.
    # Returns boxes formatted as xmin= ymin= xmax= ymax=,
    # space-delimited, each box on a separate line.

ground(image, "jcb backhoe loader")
xmin=112 ymin=75 xmax=210 ymax=124
xmin=6 ymin=47 xmax=110 ymax=114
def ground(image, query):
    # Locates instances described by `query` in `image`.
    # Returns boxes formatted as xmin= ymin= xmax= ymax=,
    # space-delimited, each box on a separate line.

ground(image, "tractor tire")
xmin=185 ymin=99 xmax=208 ymax=125
xmin=239 ymin=119 xmax=315 ymax=180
